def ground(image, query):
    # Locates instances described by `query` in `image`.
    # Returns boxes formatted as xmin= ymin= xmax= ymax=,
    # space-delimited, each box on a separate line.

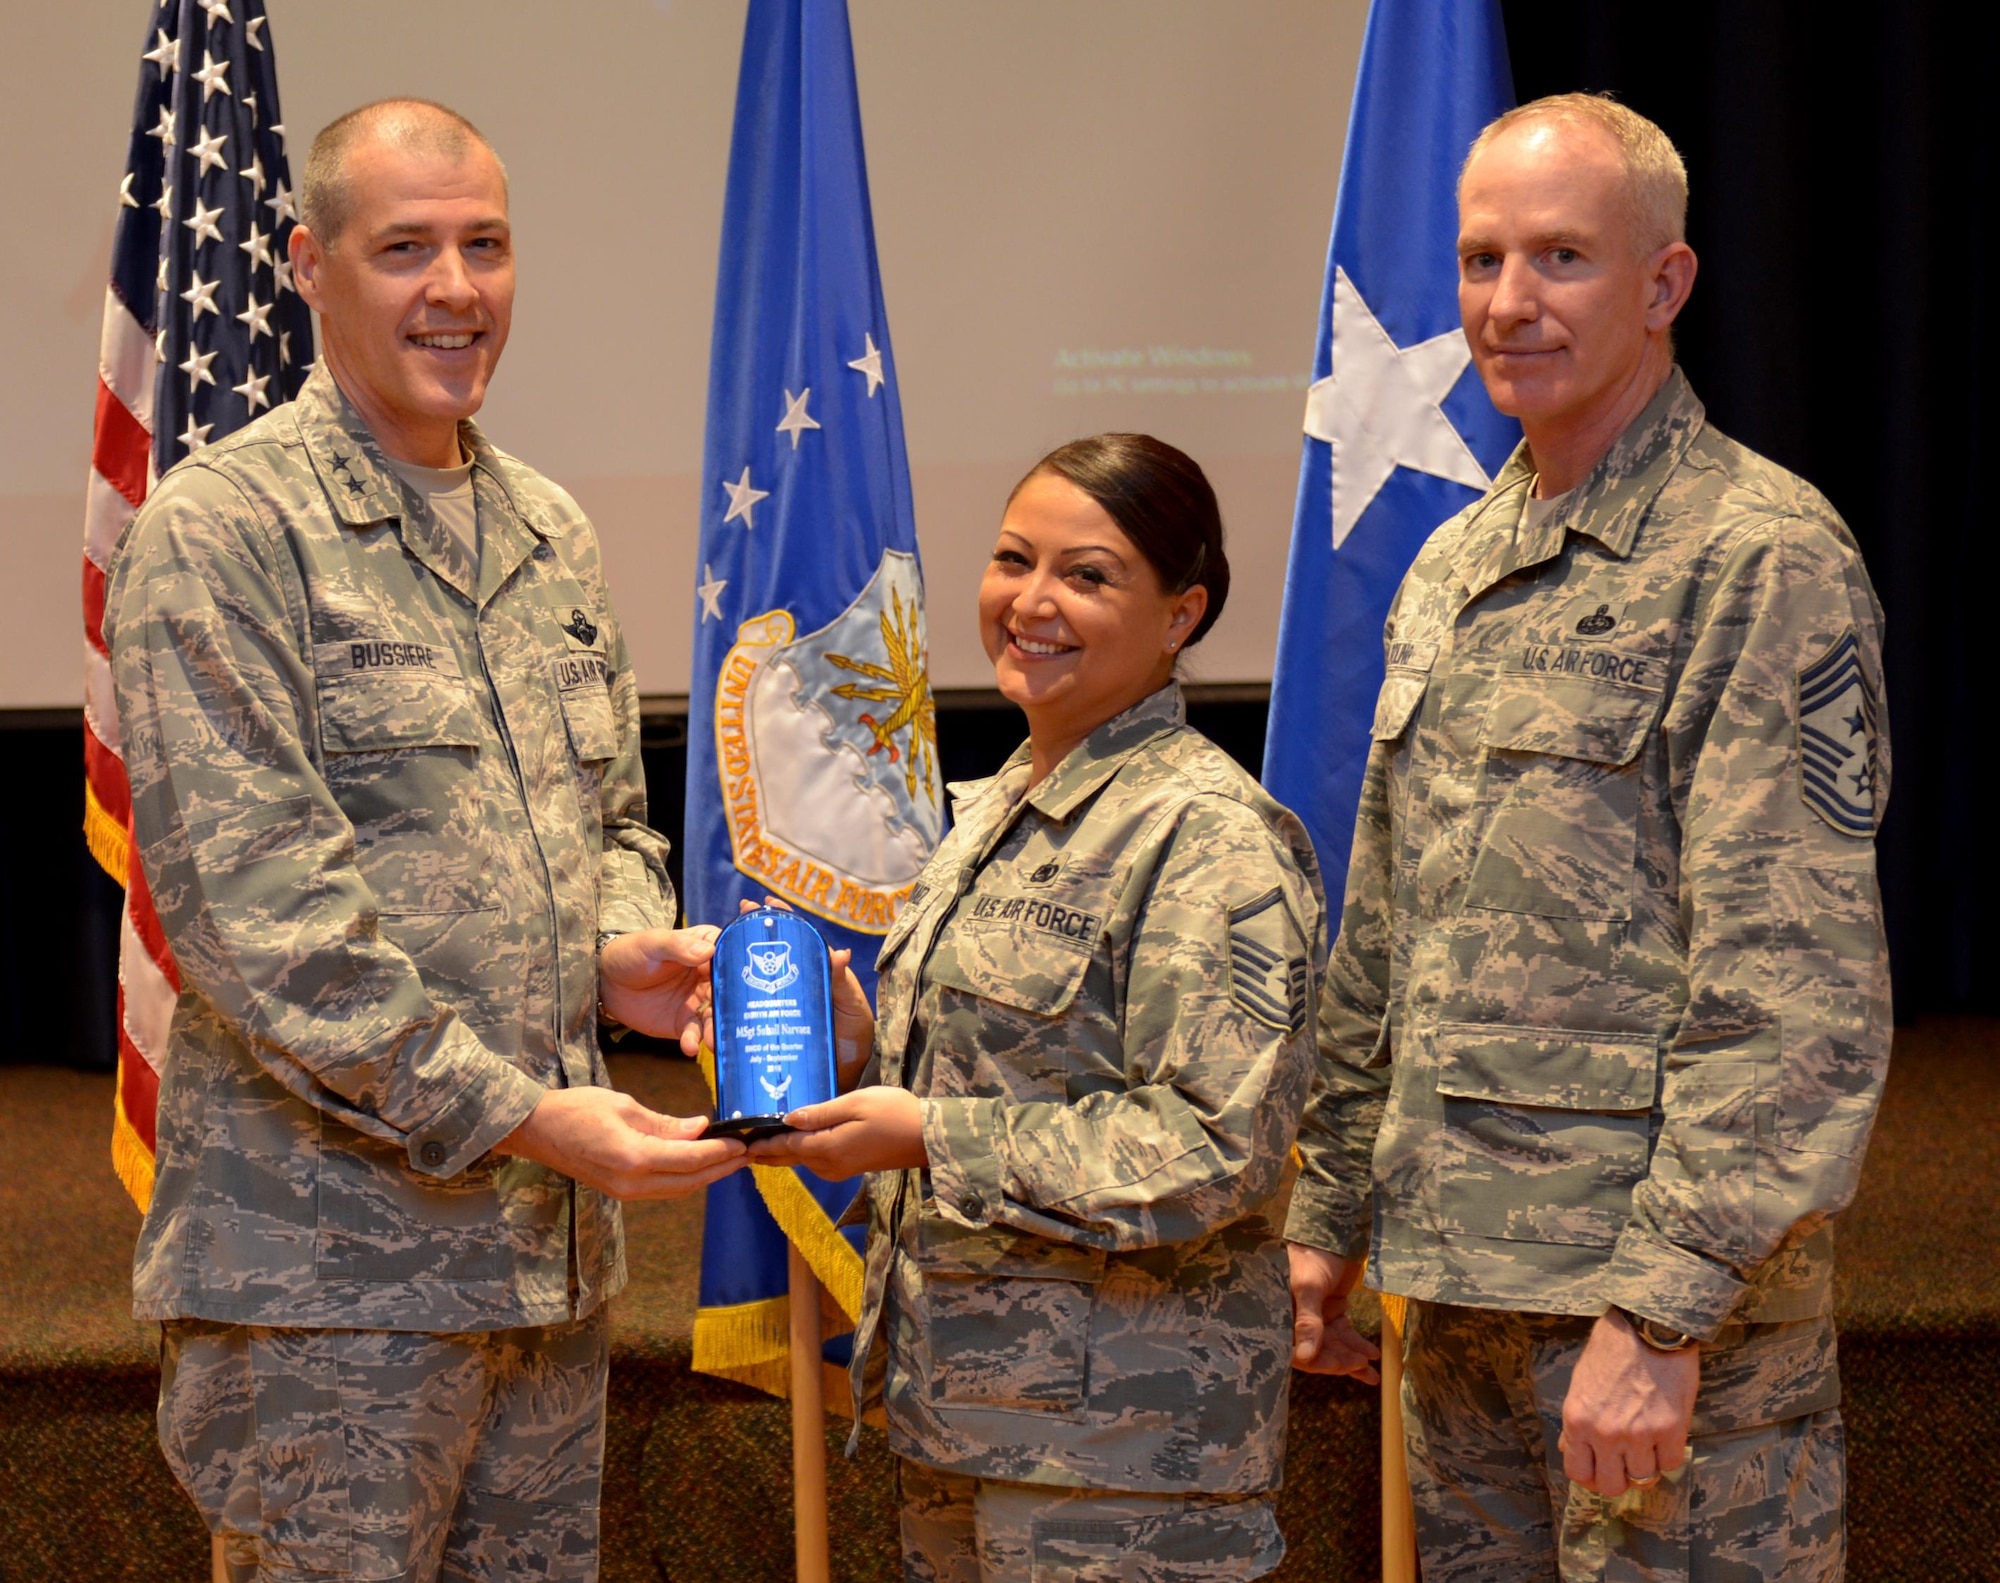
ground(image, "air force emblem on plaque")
xmin=1798 ymin=629 xmax=1878 ymax=836
xmin=743 ymin=940 xmax=799 ymax=993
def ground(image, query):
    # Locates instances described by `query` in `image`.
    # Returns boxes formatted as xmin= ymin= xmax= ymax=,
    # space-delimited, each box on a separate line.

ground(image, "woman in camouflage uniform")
xmin=753 ymin=435 xmax=1329 ymax=1582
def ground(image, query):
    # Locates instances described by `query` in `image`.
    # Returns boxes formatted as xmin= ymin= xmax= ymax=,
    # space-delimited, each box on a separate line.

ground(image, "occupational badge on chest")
xmin=1564 ymin=597 xmax=1629 ymax=641
xmin=1797 ymin=629 xmax=1878 ymax=835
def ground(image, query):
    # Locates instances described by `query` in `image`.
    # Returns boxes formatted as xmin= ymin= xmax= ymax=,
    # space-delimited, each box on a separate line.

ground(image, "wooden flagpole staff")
xmin=1379 ymin=1294 xmax=1418 ymax=1583
xmin=788 ymin=1243 xmax=832 ymax=1583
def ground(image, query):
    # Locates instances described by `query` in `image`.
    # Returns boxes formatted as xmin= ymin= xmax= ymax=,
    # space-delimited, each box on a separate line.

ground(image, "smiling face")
xmin=1456 ymin=118 xmax=1687 ymax=438
xmin=291 ymin=134 xmax=513 ymax=465
xmin=980 ymin=471 xmax=1207 ymax=770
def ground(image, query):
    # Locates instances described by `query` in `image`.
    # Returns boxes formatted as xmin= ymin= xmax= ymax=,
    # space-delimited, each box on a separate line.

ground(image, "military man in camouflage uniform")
xmin=1286 ymin=96 xmax=1890 ymax=1580
xmin=108 ymin=100 xmax=744 ymax=1581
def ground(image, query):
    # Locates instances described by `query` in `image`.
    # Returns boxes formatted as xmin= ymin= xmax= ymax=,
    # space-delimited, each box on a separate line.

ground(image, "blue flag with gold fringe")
xmin=1263 ymin=0 xmax=1517 ymax=913
xmin=686 ymin=0 xmax=934 ymax=1397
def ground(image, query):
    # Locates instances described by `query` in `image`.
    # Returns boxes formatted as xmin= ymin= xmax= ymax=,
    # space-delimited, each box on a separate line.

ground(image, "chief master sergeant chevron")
xmin=105 ymin=100 xmax=746 ymax=1581
xmin=1285 ymin=95 xmax=1891 ymax=1580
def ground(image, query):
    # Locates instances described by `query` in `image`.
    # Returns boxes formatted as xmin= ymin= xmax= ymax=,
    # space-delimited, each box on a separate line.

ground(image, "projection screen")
xmin=0 ymin=1 xmax=1365 ymax=706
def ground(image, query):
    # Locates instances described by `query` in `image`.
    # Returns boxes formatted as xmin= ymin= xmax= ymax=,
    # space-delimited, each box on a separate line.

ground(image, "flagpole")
xmin=1379 ymin=1297 xmax=1417 ymax=1583
xmin=788 ymin=1243 xmax=831 ymax=1583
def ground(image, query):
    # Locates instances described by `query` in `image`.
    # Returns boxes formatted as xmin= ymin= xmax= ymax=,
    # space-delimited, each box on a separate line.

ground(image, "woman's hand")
xmin=746 ymin=1087 xmax=927 ymax=1179
xmin=737 ymin=896 xmax=877 ymax=1087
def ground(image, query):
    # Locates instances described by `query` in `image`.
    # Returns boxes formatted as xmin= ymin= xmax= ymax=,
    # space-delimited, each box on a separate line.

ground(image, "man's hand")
xmin=736 ymin=897 xmax=876 ymax=1088
xmin=1559 ymin=1309 xmax=1700 ymax=1498
xmin=1289 ymin=1243 xmax=1382 ymax=1383
xmin=599 ymin=927 xmax=720 ymax=1054
xmin=745 ymin=1087 xmax=926 ymax=1179
xmin=493 ymin=1087 xmax=746 ymax=1199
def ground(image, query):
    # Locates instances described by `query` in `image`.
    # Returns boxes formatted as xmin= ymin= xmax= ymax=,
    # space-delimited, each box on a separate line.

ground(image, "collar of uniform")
xmin=946 ymin=751 xmax=1031 ymax=825
xmin=1448 ymin=457 xmax=1540 ymax=600
xmin=294 ymin=361 xmax=556 ymax=604
xmin=1449 ymin=368 xmax=1705 ymax=599
xmin=1534 ymin=367 xmax=1706 ymax=559
xmin=296 ymin=361 xmax=407 ymax=531
xmin=1025 ymin=682 xmax=1185 ymax=823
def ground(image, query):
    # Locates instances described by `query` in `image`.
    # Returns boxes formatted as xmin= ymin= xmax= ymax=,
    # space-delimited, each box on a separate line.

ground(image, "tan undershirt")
xmin=1521 ymin=475 xmax=1577 ymax=534
xmin=384 ymin=451 xmax=478 ymax=571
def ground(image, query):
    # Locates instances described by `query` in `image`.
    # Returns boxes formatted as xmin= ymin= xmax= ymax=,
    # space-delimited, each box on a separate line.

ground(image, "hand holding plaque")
xmin=702 ymin=906 xmax=838 ymax=1141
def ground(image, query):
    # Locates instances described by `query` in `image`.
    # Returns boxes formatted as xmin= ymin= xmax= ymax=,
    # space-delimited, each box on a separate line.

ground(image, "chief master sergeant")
xmin=106 ymin=100 xmax=746 ymax=1581
xmin=1285 ymin=96 xmax=1891 ymax=1580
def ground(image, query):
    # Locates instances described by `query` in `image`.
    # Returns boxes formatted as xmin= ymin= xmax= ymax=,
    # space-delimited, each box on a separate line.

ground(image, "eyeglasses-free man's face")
xmin=291 ymin=135 xmax=514 ymax=467
xmin=1456 ymin=119 xmax=1685 ymax=439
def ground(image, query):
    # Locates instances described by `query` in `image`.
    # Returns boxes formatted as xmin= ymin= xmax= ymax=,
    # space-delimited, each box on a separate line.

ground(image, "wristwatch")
xmin=595 ymin=931 xmax=627 ymax=1031
xmin=1613 ymin=1306 xmax=1699 ymax=1353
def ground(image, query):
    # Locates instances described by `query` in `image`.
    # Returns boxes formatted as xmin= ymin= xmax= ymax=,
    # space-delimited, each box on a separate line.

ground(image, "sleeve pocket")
xmin=1767 ymin=864 xmax=1889 ymax=1157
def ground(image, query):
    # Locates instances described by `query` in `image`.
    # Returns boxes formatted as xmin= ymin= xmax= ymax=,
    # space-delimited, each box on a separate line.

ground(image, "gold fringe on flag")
xmin=111 ymin=1076 xmax=155 ymax=1213
xmin=83 ymin=782 xmax=129 ymax=885
xmin=691 ymin=1295 xmax=796 ymax=1398
xmin=690 ymin=1043 xmax=869 ymax=1397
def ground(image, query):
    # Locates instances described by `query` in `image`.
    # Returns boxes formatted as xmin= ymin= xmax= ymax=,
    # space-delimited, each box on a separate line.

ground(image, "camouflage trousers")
xmin=157 ymin=1309 xmax=609 ymax=1582
xmin=1399 ymin=1300 xmax=1846 ymax=1582
xmin=897 ymin=1458 xmax=1285 ymax=1582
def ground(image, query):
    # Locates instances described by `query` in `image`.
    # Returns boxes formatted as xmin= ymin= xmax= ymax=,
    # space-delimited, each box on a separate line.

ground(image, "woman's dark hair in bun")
xmin=1013 ymin=432 xmax=1229 ymax=646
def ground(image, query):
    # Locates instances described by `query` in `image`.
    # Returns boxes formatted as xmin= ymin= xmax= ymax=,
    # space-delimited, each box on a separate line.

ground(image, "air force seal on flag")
xmin=1798 ymin=629 xmax=1879 ymax=836
xmin=713 ymin=549 xmax=941 ymax=933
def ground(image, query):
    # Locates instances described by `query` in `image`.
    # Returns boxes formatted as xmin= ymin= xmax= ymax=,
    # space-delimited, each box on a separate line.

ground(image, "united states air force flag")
xmin=687 ymin=0 xmax=934 ymax=1397
xmin=1263 ymin=0 xmax=1518 ymax=911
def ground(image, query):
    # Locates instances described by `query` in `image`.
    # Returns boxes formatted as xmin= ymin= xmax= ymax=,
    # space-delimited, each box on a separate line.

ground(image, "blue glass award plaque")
xmin=703 ymin=907 xmax=837 ymax=1140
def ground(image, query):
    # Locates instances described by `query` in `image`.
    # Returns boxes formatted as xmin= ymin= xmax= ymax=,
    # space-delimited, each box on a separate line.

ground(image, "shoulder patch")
xmin=1226 ymin=887 xmax=1309 ymax=1035
xmin=1798 ymin=629 xmax=1878 ymax=835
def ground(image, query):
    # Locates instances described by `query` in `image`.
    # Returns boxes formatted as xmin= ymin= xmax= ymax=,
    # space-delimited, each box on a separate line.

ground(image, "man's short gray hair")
xmin=300 ymin=99 xmax=505 ymax=244
xmin=1462 ymin=93 xmax=1688 ymax=256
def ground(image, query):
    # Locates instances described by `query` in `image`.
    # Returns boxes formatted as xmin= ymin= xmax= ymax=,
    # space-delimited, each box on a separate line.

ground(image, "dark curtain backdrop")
xmin=1 ymin=3 xmax=1987 ymax=1069
xmin=1499 ymin=2 xmax=1994 ymax=1010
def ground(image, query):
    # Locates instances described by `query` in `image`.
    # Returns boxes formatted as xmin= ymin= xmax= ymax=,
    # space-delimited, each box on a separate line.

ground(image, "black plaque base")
xmin=699 ymin=1114 xmax=796 ymax=1142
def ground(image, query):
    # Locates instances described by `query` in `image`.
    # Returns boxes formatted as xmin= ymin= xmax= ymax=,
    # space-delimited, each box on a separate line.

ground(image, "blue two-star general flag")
xmin=686 ymin=0 xmax=934 ymax=1398
xmin=1263 ymin=0 xmax=1518 ymax=913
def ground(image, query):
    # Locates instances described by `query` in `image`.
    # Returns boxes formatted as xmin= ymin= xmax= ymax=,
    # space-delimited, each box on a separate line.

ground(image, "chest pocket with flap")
xmin=315 ymin=659 xmax=489 ymax=915
xmin=923 ymin=911 xmax=1097 ymax=1017
xmin=1371 ymin=638 xmax=1440 ymax=743
xmin=1464 ymin=672 xmax=1662 ymax=921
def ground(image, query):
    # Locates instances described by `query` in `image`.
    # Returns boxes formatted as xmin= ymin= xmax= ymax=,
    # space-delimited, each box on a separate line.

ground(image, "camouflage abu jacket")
xmin=1286 ymin=370 xmax=1892 ymax=1343
xmin=847 ymin=685 xmax=1327 ymax=1493
xmin=107 ymin=362 xmax=673 ymax=1331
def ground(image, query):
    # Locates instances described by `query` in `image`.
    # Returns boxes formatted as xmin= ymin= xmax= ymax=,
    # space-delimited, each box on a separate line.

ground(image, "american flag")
xmin=83 ymin=0 xmax=313 ymax=1209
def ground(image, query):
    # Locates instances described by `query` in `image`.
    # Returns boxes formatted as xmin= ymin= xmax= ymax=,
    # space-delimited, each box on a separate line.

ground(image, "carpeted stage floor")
xmin=2 ymin=1019 xmax=1995 ymax=1580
